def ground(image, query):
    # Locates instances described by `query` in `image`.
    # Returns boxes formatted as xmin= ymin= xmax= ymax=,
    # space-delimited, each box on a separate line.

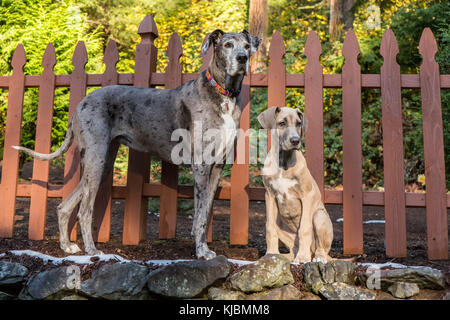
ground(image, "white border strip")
xmin=1 ymin=250 xmax=439 ymax=273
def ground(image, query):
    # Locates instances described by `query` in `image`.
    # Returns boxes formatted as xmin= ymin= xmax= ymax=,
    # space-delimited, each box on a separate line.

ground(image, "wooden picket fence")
xmin=0 ymin=15 xmax=448 ymax=260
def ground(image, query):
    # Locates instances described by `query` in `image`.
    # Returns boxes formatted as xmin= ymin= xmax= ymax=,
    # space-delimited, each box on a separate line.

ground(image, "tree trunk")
xmin=329 ymin=0 xmax=355 ymax=41
xmin=249 ymin=0 xmax=268 ymax=72
xmin=329 ymin=0 xmax=341 ymax=41
xmin=342 ymin=0 xmax=355 ymax=30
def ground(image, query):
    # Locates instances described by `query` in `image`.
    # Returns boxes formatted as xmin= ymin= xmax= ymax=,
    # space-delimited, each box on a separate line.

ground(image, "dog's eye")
xmin=224 ymin=42 xmax=234 ymax=49
xmin=296 ymin=121 xmax=302 ymax=127
xmin=245 ymin=44 xmax=250 ymax=50
xmin=278 ymin=121 xmax=286 ymax=127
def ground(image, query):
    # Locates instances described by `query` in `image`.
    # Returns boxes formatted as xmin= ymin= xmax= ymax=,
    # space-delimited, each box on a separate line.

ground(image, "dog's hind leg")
xmin=58 ymin=182 xmax=84 ymax=254
xmin=76 ymin=145 xmax=110 ymax=255
xmin=312 ymin=208 xmax=333 ymax=263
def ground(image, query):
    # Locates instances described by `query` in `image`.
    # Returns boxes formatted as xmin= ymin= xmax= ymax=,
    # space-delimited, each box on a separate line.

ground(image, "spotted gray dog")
xmin=14 ymin=30 xmax=261 ymax=259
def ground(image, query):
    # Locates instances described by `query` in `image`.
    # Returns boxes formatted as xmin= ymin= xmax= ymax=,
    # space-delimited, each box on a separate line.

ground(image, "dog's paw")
xmin=196 ymin=246 xmax=217 ymax=260
xmin=86 ymin=248 xmax=104 ymax=256
xmin=61 ymin=243 xmax=81 ymax=254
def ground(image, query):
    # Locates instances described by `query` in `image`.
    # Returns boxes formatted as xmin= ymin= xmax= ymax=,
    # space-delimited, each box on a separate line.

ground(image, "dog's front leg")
xmin=265 ymin=190 xmax=280 ymax=255
xmin=293 ymin=199 xmax=314 ymax=263
xmin=192 ymin=163 xmax=223 ymax=259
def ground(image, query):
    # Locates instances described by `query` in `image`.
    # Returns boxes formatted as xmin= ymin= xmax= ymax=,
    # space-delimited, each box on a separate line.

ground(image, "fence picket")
xmin=123 ymin=15 xmax=158 ymax=244
xmin=342 ymin=30 xmax=364 ymax=255
xmin=267 ymin=30 xmax=286 ymax=151
xmin=92 ymin=40 xmax=119 ymax=242
xmin=268 ymin=31 xmax=286 ymax=108
xmin=0 ymin=45 xmax=26 ymax=237
xmin=230 ymin=76 xmax=251 ymax=245
xmin=159 ymin=33 xmax=182 ymax=239
xmin=65 ymin=41 xmax=88 ymax=241
xmin=304 ymin=31 xmax=324 ymax=197
xmin=28 ymin=43 xmax=56 ymax=240
xmin=380 ymin=29 xmax=407 ymax=257
xmin=419 ymin=28 xmax=448 ymax=260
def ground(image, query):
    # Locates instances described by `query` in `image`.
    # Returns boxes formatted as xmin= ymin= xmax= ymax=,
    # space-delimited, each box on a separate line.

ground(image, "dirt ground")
xmin=0 ymin=161 xmax=449 ymax=274
xmin=1 ymin=197 xmax=449 ymax=271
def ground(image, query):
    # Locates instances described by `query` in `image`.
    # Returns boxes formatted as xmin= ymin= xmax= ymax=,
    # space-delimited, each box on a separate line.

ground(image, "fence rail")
xmin=0 ymin=15 xmax=448 ymax=260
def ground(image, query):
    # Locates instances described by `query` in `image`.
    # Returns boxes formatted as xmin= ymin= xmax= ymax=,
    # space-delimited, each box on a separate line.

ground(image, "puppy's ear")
xmin=201 ymin=29 xmax=225 ymax=55
xmin=296 ymin=109 xmax=308 ymax=139
xmin=257 ymin=106 xmax=281 ymax=129
xmin=242 ymin=29 xmax=261 ymax=56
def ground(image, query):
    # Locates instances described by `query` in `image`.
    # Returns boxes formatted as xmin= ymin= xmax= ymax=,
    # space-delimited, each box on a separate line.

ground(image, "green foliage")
xmin=149 ymin=0 xmax=247 ymax=73
xmin=0 ymin=0 xmax=104 ymax=160
xmin=75 ymin=0 xmax=154 ymax=72
xmin=390 ymin=0 xmax=450 ymax=188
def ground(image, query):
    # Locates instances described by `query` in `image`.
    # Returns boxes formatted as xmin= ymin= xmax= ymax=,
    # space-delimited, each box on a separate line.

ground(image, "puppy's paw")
xmin=312 ymin=256 xmax=328 ymax=263
xmin=293 ymin=255 xmax=312 ymax=264
xmin=61 ymin=242 xmax=81 ymax=254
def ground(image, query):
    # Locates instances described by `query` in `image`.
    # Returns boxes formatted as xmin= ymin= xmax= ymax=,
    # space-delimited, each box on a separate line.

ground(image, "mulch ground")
xmin=2 ymin=197 xmax=449 ymax=272
xmin=1 ymin=197 xmax=449 ymax=299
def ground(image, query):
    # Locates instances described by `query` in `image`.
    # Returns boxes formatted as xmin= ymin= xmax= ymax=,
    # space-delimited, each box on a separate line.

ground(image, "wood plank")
xmin=267 ymin=30 xmax=286 ymax=151
xmin=123 ymin=15 xmax=158 ymax=245
xmin=419 ymin=28 xmax=448 ymax=260
xmin=92 ymin=40 xmax=119 ymax=243
xmin=230 ymin=76 xmax=251 ymax=245
xmin=65 ymin=42 xmax=87 ymax=242
xmin=268 ymin=31 xmax=286 ymax=108
xmin=28 ymin=43 xmax=56 ymax=240
xmin=380 ymin=29 xmax=407 ymax=257
xmin=342 ymin=30 xmax=363 ymax=255
xmin=304 ymin=31 xmax=324 ymax=197
xmin=2 ymin=72 xmax=447 ymax=90
xmin=14 ymin=183 xmax=449 ymax=208
xmin=0 ymin=45 xmax=26 ymax=237
xmin=159 ymin=33 xmax=182 ymax=239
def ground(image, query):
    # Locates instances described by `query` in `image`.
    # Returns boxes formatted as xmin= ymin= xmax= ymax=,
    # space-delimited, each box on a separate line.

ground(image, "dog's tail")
xmin=13 ymin=119 xmax=74 ymax=161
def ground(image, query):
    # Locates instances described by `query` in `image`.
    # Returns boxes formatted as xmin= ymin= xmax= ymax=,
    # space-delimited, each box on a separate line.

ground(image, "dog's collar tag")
xmin=204 ymin=69 xmax=233 ymax=97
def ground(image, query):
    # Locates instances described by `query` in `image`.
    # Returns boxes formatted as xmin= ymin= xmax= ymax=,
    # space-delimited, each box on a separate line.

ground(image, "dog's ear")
xmin=242 ymin=30 xmax=261 ymax=56
xmin=201 ymin=29 xmax=225 ymax=55
xmin=296 ymin=109 xmax=308 ymax=140
xmin=258 ymin=106 xmax=281 ymax=129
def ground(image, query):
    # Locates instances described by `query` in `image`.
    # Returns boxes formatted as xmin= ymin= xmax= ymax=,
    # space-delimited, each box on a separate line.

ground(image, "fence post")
xmin=65 ymin=41 xmax=87 ymax=241
xmin=0 ymin=44 xmax=26 ymax=237
xmin=380 ymin=29 xmax=407 ymax=257
xmin=92 ymin=40 xmax=119 ymax=242
xmin=230 ymin=76 xmax=251 ymax=245
xmin=304 ymin=31 xmax=324 ymax=197
xmin=28 ymin=43 xmax=56 ymax=240
xmin=123 ymin=15 xmax=158 ymax=244
xmin=418 ymin=28 xmax=448 ymax=260
xmin=159 ymin=33 xmax=182 ymax=239
xmin=342 ymin=30 xmax=364 ymax=255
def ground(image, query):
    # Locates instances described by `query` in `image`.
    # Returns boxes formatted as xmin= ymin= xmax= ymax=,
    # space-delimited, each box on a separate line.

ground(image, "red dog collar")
xmin=205 ymin=69 xmax=233 ymax=97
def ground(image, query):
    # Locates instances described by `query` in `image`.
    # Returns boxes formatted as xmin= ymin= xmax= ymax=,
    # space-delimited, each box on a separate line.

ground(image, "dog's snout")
xmin=236 ymin=54 xmax=248 ymax=64
xmin=290 ymin=136 xmax=300 ymax=146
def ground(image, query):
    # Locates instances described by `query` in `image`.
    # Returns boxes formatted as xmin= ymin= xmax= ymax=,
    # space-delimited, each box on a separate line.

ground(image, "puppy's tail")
xmin=13 ymin=120 xmax=74 ymax=161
